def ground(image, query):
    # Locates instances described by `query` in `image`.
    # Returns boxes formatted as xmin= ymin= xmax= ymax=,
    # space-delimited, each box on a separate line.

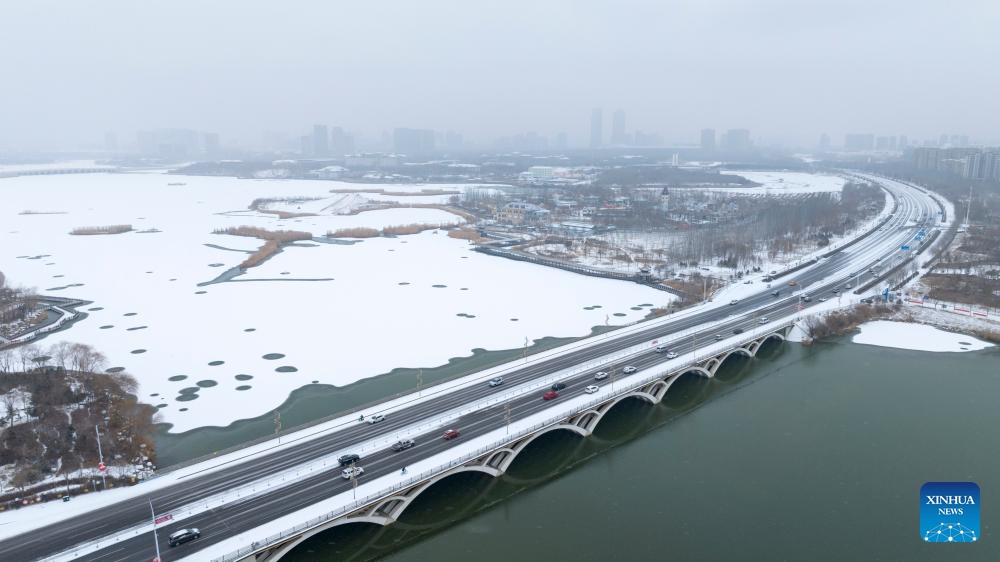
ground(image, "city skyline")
xmin=2 ymin=1 xmax=999 ymax=151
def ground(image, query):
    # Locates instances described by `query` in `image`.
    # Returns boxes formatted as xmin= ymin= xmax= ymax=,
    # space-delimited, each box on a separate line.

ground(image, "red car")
xmin=443 ymin=429 xmax=461 ymax=440
xmin=543 ymin=390 xmax=559 ymax=401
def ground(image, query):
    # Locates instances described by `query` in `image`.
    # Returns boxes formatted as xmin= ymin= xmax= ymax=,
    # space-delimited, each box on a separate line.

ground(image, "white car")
xmin=584 ymin=385 xmax=599 ymax=394
xmin=488 ymin=377 xmax=504 ymax=387
xmin=367 ymin=414 xmax=385 ymax=424
xmin=758 ymin=317 xmax=769 ymax=325
xmin=341 ymin=466 xmax=364 ymax=479
xmin=594 ymin=371 xmax=609 ymax=381
xmin=622 ymin=365 xmax=637 ymax=374
xmin=665 ymin=351 xmax=678 ymax=359
xmin=729 ymin=299 xmax=739 ymax=305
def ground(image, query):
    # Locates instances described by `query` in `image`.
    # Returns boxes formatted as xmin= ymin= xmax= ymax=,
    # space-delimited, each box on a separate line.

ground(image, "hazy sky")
xmin=2 ymin=0 xmax=998 ymax=149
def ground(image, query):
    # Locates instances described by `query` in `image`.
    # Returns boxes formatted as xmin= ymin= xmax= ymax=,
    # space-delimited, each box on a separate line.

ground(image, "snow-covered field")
xmin=852 ymin=320 xmax=992 ymax=352
xmin=718 ymin=170 xmax=846 ymax=194
xmin=1 ymin=173 xmax=669 ymax=433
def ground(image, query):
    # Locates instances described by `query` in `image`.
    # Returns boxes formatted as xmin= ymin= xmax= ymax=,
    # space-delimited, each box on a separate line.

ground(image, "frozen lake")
xmin=1 ymin=172 xmax=670 ymax=432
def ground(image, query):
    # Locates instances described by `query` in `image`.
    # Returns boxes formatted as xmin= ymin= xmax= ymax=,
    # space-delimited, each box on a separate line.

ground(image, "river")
xmin=277 ymin=336 xmax=998 ymax=561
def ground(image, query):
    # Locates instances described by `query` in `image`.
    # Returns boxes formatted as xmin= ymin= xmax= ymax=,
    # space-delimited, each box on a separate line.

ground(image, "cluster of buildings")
xmin=912 ymin=146 xmax=1000 ymax=180
xmin=699 ymin=128 xmax=752 ymax=152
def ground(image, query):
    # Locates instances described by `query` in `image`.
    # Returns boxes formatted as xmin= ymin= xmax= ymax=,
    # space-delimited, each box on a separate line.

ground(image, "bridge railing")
xmin=209 ymin=321 xmax=796 ymax=562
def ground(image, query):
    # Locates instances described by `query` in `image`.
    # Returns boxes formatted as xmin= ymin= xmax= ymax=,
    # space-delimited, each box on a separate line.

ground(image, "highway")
xmin=0 ymin=175 xmax=944 ymax=562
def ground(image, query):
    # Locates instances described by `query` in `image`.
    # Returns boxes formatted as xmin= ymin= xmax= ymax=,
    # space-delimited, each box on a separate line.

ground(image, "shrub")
xmin=70 ymin=225 xmax=132 ymax=235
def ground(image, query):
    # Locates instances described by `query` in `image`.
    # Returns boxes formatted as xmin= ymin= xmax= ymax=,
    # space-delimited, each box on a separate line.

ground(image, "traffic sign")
xmin=154 ymin=513 xmax=173 ymax=525
xmin=98 ymin=462 xmax=106 ymax=472
xmin=901 ymin=245 xmax=910 ymax=250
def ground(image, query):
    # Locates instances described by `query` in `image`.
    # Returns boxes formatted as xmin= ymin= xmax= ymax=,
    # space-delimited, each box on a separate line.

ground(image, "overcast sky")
xmin=2 ymin=0 xmax=998 ymax=150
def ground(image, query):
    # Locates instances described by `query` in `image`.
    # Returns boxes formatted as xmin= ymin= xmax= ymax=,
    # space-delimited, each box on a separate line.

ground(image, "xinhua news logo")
xmin=921 ymin=482 xmax=980 ymax=543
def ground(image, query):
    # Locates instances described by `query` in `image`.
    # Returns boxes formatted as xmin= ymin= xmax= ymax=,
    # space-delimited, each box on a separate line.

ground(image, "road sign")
xmin=154 ymin=513 xmax=173 ymax=525
xmin=98 ymin=462 xmax=106 ymax=472
xmin=901 ymin=245 xmax=910 ymax=250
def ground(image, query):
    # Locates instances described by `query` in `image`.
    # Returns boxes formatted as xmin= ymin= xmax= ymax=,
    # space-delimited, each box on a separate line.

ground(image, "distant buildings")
xmin=700 ymin=129 xmax=716 ymax=151
xmin=590 ymin=108 xmax=603 ymax=149
xmin=312 ymin=124 xmax=329 ymax=157
xmin=136 ymin=129 xmax=206 ymax=158
xmin=611 ymin=110 xmax=627 ymax=145
xmin=393 ymin=128 xmax=435 ymax=155
xmin=495 ymin=201 xmax=551 ymax=225
xmin=818 ymin=133 xmax=830 ymax=151
xmin=912 ymin=146 xmax=1000 ymax=180
xmin=844 ymin=133 xmax=875 ymax=151
xmin=720 ymin=129 xmax=751 ymax=151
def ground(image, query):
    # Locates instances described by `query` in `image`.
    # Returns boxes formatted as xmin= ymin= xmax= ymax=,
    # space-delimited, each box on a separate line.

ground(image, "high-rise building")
xmin=722 ymin=129 xmax=751 ymax=151
xmin=589 ymin=108 xmax=603 ymax=149
xmin=313 ymin=124 xmax=329 ymax=157
xmin=876 ymin=136 xmax=890 ymax=150
xmin=136 ymin=129 xmax=199 ymax=157
xmin=393 ymin=128 xmax=435 ymax=154
xmin=104 ymin=132 xmax=118 ymax=152
xmin=700 ymin=129 xmax=716 ymax=151
xmin=818 ymin=133 xmax=830 ymax=151
xmin=330 ymin=126 xmax=354 ymax=156
xmin=844 ymin=134 xmax=875 ymax=151
xmin=899 ymin=135 xmax=908 ymax=150
xmin=611 ymin=110 xmax=626 ymax=145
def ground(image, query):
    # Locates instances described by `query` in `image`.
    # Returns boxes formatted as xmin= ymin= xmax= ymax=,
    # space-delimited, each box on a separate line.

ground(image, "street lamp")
xmin=149 ymin=499 xmax=162 ymax=562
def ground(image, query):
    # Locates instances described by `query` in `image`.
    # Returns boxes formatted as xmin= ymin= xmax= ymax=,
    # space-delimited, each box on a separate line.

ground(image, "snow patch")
xmin=852 ymin=320 xmax=992 ymax=352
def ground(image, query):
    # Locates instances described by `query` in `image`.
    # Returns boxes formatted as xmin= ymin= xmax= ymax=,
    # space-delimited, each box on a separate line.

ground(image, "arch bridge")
xmin=235 ymin=325 xmax=791 ymax=562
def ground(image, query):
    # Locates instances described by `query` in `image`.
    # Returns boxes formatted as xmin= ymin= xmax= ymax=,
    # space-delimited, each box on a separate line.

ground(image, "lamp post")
xmin=149 ymin=499 xmax=162 ymax=562
xmin=94 ymin=425 xmax=107 ymax=490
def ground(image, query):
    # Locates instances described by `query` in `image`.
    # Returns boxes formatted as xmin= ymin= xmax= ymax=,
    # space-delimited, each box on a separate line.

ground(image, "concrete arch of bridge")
xmin=267 ymin=466 xmax=499 ymax=562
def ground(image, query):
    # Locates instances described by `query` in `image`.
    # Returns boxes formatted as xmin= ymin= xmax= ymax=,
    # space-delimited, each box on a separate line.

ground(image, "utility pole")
xmin=94 ymin=425 xmax=107 ymax=490
xmin=351 ymin=467 xmax=358 ymax=500
xmin=274 ymin=411 xmax=281 ymax=443
xmin=417 ymin=369 xmax=423 ymax=396
xmin=149 ymin=499 xmax=162 ymax=562
xmin=523 ymin=337 xmax=529 ymax=361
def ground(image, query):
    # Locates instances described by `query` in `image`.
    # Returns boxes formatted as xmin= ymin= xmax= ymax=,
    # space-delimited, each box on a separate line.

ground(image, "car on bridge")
xmin=543 ymin=390 xmax=559 ymax=400
xmin=443 ymin=429 xmax=461 ymax=440
xmin=714 ymin=334 xmax=723 ymax=341
xmin=729 ymin=299 xmax=739 ymax=305
xmin=622 ymin=365 xmax=637 ymax=374
xmin=758 ymin=317 xmax=769 ymax=324
xmin=338 ymin=454 xmax=360 ymax=466
xmin=367 ymin=414 xmax=385 ymax=424
xmin=584 ymin=385 xmax=599 ymax=394
xmin=771 ymin=290 xmax=780 ymax=297
xmin=594 ymin=371 xmax=609 ymax=380
xmin=733 ymin=328 xmax=744 ymax=334
xmin=787 ymin=280 xmax=798 ymax=286
xmin=168 ymin=528 xmax=201 ymax=548
xmin=551 ymin=382 xmax=567 ymax=391
xmin=665 ymin=351 xmax=678 ymax=359
xmin=341 ymin=466 xmax=364 ymax=479
xmin=488 ymin=377 xmax=504 ymax=387
xmin=392 ymin=439 xmax=415 ymax=452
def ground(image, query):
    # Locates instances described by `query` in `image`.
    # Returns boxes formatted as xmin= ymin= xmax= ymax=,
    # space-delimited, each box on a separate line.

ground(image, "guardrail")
xmin=210 ymin=319 xmax=796 ymax=562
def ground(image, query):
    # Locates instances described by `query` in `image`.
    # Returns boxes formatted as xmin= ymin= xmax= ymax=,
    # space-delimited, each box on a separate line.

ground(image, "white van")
xmin=655 ymin=344 xmax=669 ymax=353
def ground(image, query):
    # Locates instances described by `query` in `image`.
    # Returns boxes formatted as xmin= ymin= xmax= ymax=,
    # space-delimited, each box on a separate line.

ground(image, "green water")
xmin=279 ymin=337 xmax=999 ymax=562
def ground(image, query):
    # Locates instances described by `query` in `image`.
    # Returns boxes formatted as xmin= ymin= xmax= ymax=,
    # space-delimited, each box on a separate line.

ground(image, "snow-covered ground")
xmin=1 ymin=173 xmax=669 ymax=433
xmin=853 ymin=320 xmax=992 ymax=352
xmin=717 ymin=170 xmax=846 ymax=194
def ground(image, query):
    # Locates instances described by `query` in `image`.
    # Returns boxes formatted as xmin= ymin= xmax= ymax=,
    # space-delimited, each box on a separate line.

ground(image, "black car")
xmin=168 ymin=528 xmax=201 ymax=547
xmin=551 ymin=382 xmax=567 ymax=391
xmin=733 ymin=328 xmax=744 ymax=334
xmin=338 ymin=453 xmax=360 ymax=467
